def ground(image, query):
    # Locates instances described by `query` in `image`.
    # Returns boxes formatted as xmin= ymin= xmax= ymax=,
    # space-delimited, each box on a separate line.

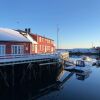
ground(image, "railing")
xmin=0 ymin=53 xmax=59 ymax=60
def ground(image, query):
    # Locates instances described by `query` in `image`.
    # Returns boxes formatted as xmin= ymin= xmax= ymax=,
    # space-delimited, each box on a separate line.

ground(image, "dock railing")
xmin=0 ymin=53 xmax=59 ymax=63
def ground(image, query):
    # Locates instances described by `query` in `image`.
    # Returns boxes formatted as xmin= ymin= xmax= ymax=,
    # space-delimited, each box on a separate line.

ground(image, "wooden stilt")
xmin=12 ymin=65 xmax=15 ymax=87
xmin=20 ymin=67 xmax=26 ymax=84
xmin=20 ymin=63 xmax=33 ymax=84
xmin=0 ymin=70 xmax=9 ymax=87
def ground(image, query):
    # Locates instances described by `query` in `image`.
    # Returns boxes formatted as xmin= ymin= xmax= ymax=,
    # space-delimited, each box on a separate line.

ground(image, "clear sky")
xmin=0 ymin=0 xmax=100 ymax=49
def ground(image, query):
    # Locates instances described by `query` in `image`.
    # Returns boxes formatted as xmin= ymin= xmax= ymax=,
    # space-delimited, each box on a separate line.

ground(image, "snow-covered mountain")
xmin=57 ymin=48 xmax=98 ymax=54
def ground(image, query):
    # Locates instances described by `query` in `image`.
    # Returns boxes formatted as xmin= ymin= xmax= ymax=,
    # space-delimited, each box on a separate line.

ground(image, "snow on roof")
xmin=20 ymin=32 xmax=37 ymax=44
xmin=26 ymin=34 xmax=37 ymax=44
xmin=0 ymin=28 xmax=30 ymax=42
xmin=16 ymin=30 xmax=38 ymax=44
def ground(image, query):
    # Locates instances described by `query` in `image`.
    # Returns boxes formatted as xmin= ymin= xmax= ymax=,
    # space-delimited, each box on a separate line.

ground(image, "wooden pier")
xmin=0 ymin=54 xmax=63 ymax=88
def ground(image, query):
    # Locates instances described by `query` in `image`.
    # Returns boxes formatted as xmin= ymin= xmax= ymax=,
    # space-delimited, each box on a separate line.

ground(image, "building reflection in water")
xmin=32 ymin=70 xmax=74 ymax=99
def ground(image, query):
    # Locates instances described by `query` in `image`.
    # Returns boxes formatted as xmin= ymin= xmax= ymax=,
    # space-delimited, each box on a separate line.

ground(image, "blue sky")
xmin=0 ymin=0 xmax=100 ymax=49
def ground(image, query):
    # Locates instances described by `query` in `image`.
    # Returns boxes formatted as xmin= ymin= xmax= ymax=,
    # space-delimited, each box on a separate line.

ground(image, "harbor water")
xmin=38 ymin=55 xmax=100 ymax=100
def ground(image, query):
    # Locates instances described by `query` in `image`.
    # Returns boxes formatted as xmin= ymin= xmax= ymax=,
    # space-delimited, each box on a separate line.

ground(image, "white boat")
xmin=82 ymin=56 xmax=92 ymax=61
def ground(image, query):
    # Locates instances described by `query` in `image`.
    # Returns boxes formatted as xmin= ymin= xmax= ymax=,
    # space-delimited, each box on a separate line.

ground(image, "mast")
xmin=57 ymin=25 xmax=59 ymax=50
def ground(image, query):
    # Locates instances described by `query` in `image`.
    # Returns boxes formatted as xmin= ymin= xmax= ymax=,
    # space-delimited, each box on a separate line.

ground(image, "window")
xmin=42 ymin=37 xmax=44 ymax=42
xmin=42 ymin=45 xmax=44 ymax=50
xmin=12 ymin=45 xmax=24 ymax=55
xmin=40 ymin=45 xmax=41 ymax=50
xmin=39 ymin=37 xmax=41 ymax=42
xmin=45 ymin=39 xmax=47 ymax=43
xmin=32 ymin=45 xmax=34 ymax=51
xmin=51 ymin=41 xmax=54 ymax=44
xmin=0 ymin=45 xmax=6 ymax=56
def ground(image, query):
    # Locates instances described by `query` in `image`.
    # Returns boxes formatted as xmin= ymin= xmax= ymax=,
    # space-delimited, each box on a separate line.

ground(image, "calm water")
xmin=38 ymin=55 xmax=100 ymax=100
xmin=1 ymin=55 xmax=100 ymax=100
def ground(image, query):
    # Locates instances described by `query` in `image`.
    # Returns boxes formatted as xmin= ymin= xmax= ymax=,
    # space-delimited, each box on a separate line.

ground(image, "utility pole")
xmin=91 ymin=42 xmax=93 ymax=48
xmin=57 ymin=25 xmax=59 ymax=50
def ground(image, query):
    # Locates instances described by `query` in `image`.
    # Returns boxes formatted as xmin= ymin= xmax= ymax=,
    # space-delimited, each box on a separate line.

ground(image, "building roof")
xmin=0 ymin=28 xmax=30 ymax=42
xmin=33 ymin=34 xmax=54 ymax=41
xmin=16 ymin=29 xmax=54 ymax=41
xmin=16 ymin=30 xmax=38 ymax=44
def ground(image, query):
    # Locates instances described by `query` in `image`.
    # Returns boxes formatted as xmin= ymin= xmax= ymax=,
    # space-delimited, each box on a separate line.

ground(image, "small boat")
xmin=82 ymin=56 xmax=91 ymax=61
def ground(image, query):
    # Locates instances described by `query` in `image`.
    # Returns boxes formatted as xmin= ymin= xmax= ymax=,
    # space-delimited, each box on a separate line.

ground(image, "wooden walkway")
xmin=0 ymin=54 xmax=59 ymax=66
xmin=0 ymin=54 xmax=63 ymax=87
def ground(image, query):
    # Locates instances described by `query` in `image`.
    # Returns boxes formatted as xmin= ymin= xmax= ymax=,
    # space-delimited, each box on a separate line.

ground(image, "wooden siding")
xmin=30 ymin=34 xmax=55 ymax=53
xmin=0 ymin=41 xmax=31 ymax=55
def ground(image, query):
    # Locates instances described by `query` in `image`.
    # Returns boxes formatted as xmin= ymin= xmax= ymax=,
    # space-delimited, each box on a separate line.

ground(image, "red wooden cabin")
xmin=0 ymin=28 xmax=31 ymax=56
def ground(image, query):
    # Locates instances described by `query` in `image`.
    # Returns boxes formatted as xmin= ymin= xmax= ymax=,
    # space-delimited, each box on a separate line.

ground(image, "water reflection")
xmin=57 ymin=71 xmax=74 ymax=86
xmin=0 ymin=66 xmax=64 ymax=100
xmin=32 ymin=71 xmax=74 ymax=99
xmin=75 ymin=70 xmax=91 ymax=81
xmin=65 ymin=66 xmax=92 ymax=81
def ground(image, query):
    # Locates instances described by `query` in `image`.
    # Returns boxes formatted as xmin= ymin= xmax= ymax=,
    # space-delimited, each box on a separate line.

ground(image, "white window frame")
xmin=11 ymin=45 xmax=24 ymax=55
xmin=0 ymin=45 xmax=6 ymax=56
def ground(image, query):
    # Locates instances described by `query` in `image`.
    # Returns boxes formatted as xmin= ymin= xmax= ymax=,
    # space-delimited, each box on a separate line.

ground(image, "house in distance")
xmin=0 ymin=28 xmax=55 ymax=56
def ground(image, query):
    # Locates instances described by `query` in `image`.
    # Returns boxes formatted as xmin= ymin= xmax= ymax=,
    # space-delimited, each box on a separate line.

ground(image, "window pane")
xmin=0 ymin=45 xmax=5 ymax=56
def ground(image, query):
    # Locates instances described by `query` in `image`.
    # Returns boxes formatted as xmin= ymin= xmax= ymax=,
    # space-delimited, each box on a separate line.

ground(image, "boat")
xmin=82 ymin=56 xmax=92 ymax=61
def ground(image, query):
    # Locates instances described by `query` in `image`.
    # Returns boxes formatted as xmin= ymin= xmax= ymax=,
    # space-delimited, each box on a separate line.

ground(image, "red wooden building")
xmin=0 ymin=28 xmax=55 ymax=56
xmin=0 ymin=28 xmax=32 ymax=56
xmin=30 ymin=34 xmax=55 ymax=54
xmin=18 ymin=29 xmax=55 ymax=54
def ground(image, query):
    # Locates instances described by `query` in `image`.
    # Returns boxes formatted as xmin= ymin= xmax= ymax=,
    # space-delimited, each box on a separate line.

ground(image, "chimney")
xmin=25 ymin=28 xmax=28 ymax=33
xmin=28 ymin=28 xmax=31 ymax=34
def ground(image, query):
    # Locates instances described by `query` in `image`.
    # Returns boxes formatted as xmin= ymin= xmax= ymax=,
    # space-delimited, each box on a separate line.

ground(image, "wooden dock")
xmin=0 ymin=54 xmax=63 ymax=87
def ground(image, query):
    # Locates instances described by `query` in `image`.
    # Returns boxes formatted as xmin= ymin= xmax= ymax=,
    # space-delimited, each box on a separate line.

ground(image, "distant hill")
xmin=57 ymin=48 xmax=99 ymax=54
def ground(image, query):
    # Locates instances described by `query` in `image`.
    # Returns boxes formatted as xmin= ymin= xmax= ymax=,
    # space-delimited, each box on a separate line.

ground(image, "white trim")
xmin=45 ymin=46 xmax=46 ymax=53
xmin=35 ymin=45 xmax=37 ymax=53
